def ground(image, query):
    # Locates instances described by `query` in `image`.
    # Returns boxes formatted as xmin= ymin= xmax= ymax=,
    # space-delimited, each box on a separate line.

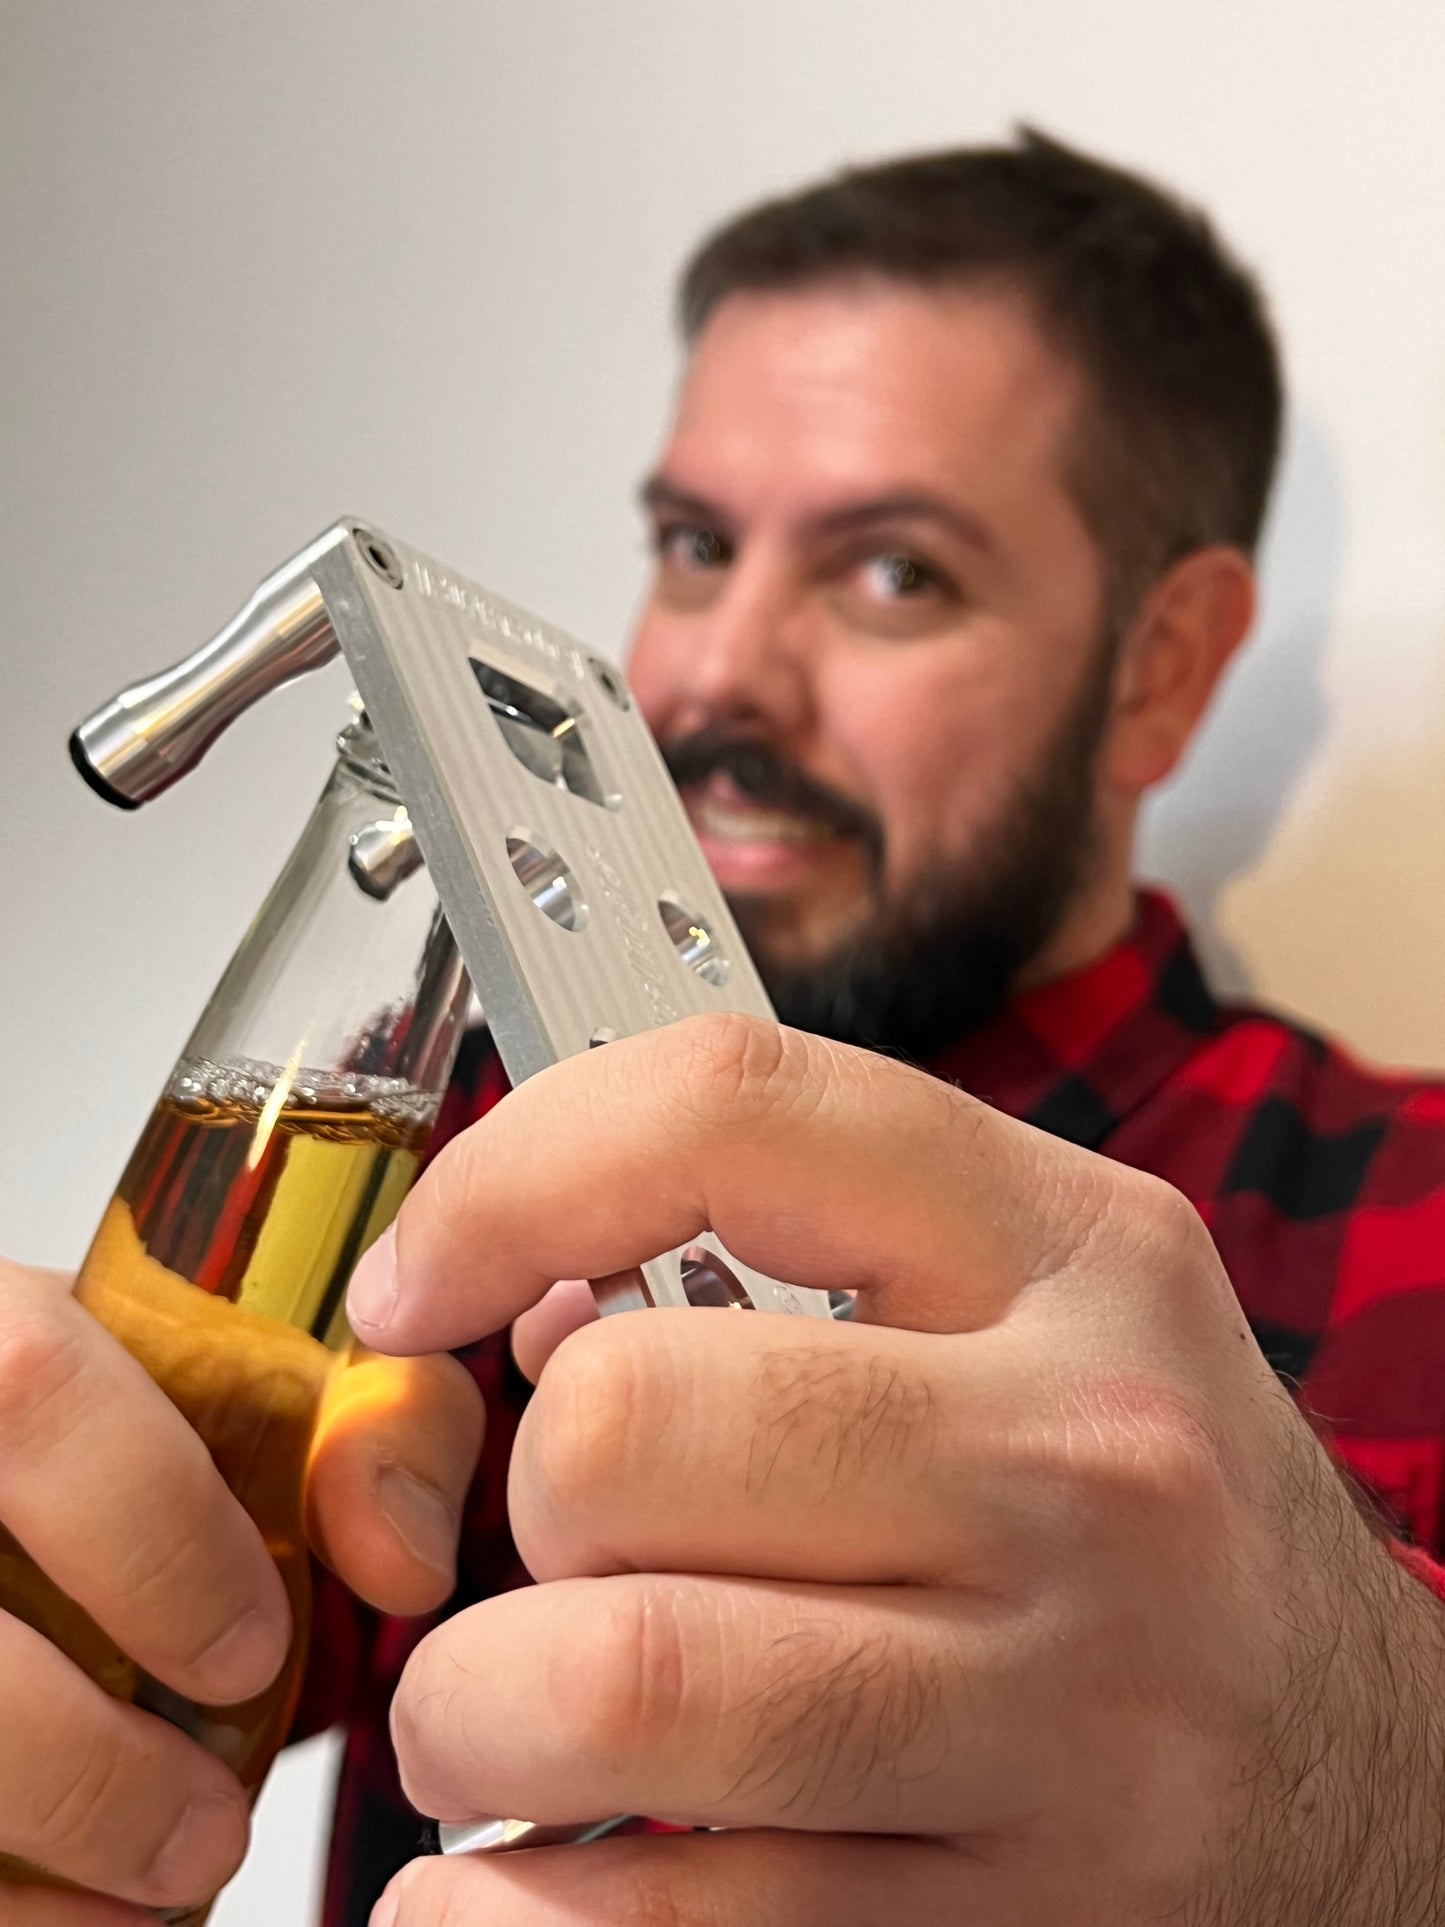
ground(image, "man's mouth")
xmin=683 ymin=774 xmax=851 ymax=887
xmin=691 ymin=788 xmax=837 ymax=846
xmin=662 ymin=731 xmax=880 ymax=899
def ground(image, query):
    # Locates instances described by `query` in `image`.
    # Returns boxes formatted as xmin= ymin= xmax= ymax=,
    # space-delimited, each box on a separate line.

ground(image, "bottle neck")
xmin=184 ymin=711 xmax=466 ymax=1097
xmin=84 ymin=705 xmax=470 ymax=1343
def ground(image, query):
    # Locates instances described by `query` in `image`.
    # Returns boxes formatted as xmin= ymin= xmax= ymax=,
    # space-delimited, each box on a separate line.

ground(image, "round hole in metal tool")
xmin=355 ymin=528 xmax=404 ymax=590
xmin=657 ymin=895 xmax=731 ymax=987
xmin=680 ymin=1245 xmax=754 ymax=1311
xmin=507 ymin=834 xmax=588 ymax=932
xmin=589 ymin=1027 xmax=619 ymax=1048
xmin=588 ymin=656 xmax=631 ymax=710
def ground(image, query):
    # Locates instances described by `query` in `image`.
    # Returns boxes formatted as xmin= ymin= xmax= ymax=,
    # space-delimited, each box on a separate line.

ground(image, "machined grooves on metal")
xmin=314 ymin=523 xmax=826 ymax=1321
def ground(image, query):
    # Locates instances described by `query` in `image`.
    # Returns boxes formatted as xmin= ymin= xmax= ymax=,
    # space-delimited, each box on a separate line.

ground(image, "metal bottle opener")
xmin=74 ymin=518 xmax=833 ymax=1856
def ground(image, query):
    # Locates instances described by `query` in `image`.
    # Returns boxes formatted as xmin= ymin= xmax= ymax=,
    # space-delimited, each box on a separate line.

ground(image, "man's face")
xmin=627 ymin=280 xmax=1119 ymax=1054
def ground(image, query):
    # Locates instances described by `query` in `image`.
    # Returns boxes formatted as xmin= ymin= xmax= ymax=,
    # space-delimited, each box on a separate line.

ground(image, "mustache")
xmin=662 ymin=727 xmax=881 ymax=847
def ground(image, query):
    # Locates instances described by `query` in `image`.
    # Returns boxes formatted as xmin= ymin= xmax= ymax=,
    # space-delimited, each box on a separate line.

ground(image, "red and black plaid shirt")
xmin=306 ymin=889 xmax=1445 ymax=1925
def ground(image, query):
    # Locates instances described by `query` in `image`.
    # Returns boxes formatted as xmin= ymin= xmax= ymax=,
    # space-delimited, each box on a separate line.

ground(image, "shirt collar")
xmin=925 ymin=890 xmax=1220 ymax=1149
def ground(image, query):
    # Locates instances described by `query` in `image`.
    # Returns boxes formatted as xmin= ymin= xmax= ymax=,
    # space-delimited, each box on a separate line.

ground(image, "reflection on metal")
xmin=681 ymin=1244 xmax=754 ymax=1309
xmin=348 ymin=812 xmax=424 ymax=901
xmin=657 ymin=894 xmax=731 ymax=988
xmin=506 ymin=832 xmax=588 ymax=932
xmin=71 ymin=525 xmax=354 ymax=807
xmin=471 ymin=656 xmax=615 ymax=809
xmin=437 ymin=1815 xmax=634 ymax=1856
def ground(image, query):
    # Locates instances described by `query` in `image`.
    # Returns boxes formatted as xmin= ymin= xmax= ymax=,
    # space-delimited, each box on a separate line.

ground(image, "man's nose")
xmin=682 ymin=558 xmax=816 ymax=737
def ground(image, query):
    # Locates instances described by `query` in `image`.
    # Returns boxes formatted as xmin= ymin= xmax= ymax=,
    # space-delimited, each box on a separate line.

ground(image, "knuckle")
xmin=1110 ymin=1164 xmax=1215 ymax=1275
xmin=28 ymin=1738 xmax=151 ymax=1868
xmin=1057 ymin=1373 xmax=1227 ymax=1532
xmin=548 ymin=1581 xmax=688 ymax=1768
xmin=1044 ymin=1154 xmax=1222 ymax=1310
xmin=1024 ymin=1164 xmax=1232 ymax=1533
xmin=115 ymin=1501 xmax=222 ymax=1653
xmin=516 ymin=1325 xmax=643 ymax=1549
xmin=0 ymin=1305 xmax=86 ymax=1448
xmin=670 ymin=1013 xmax=805 ymax=1129
xmin=518 ymin=1323 xmax=659 ymax=1551
xmin=1138 ymin=1168 xmax=1214 ymax=1257
xmin=1124 ymin=1394 xmax=1228 ymax=1521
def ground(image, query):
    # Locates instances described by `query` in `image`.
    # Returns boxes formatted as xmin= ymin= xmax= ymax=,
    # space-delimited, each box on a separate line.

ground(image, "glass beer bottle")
xmin=0 ymin=708 xmax=471 ymax=1923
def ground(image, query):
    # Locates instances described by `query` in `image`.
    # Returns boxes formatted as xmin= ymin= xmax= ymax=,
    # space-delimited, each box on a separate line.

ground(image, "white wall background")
xmin=3 ymin=1 xmax=1444 ymax=1918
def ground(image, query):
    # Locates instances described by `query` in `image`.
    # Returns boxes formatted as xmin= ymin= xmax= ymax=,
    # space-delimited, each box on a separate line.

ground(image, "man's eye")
xmin=862 ymin=553 xmax=936 ymax=598
xmin=656 ymin=524 xmax=731 ymax=571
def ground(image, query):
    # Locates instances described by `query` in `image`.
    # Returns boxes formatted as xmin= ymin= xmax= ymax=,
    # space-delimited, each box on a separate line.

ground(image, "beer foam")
xmin=167 ymin=1054 xmax=441 ymax=1129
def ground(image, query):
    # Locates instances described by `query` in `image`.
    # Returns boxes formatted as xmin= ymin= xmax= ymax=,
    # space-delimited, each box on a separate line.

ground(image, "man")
xmin=2 ymin=131 xmax=1444 ymax=1924
xmin=327 ymin=130 xmax=1445 ymax=1921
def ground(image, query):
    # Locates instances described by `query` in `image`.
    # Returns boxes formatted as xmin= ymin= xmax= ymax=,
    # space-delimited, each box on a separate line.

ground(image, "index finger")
xmin=0 ymin=1261 xmax=291 ymax=1705
xmin=347 ymin=1013 xmax=1126 ymax=1357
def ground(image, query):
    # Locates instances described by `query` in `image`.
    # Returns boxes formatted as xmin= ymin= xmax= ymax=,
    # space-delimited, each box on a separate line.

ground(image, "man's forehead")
xmin=659 ymin=279 xmax=1084 ymax=515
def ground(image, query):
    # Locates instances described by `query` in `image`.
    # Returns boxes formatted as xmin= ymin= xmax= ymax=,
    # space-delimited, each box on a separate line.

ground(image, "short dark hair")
xmin=679 ymin=129 xmax=1283 ymax=624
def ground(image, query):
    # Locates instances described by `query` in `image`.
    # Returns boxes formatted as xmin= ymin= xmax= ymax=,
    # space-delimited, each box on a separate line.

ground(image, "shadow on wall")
xmin=1137 ymin=411 xmax=1340 ymax=995
xmin=1222 ymin=630 xmax=1445 ymax=1067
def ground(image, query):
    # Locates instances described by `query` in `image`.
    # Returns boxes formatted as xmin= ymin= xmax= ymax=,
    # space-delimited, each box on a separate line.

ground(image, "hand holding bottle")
xmin=0 ymin=1254 xmax=481 ymax=1925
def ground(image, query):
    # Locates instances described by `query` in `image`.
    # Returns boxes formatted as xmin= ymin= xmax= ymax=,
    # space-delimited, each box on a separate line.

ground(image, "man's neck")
xmin=1012 ymin=864 xmax=1138 ymax=998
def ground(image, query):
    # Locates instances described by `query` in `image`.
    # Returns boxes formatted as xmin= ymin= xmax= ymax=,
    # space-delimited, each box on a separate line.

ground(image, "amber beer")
xmin=0 ymin=1055 xmax=436 ymax=1925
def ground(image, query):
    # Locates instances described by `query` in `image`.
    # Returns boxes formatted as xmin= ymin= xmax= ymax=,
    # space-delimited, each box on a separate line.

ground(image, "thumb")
xmin=305 ymin=1346 xmax=484 ymax=1617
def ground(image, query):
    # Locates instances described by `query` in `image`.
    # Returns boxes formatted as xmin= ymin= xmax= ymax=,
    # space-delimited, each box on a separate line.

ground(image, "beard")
xmin=663 ymin=642 xmax=1119 ymax=1063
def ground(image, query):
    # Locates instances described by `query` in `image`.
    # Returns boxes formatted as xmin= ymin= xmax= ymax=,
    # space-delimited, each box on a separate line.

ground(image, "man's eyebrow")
xmin=807 ymin=492 xmax=996 ymax=554
xmin=639 ymin=477 xmax=994 ymax=555
xmin=639 ymin=475 xmax=732 ymax=529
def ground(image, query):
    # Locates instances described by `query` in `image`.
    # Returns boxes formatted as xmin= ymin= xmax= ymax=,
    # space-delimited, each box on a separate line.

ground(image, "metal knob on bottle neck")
xmin=348 ymin=812 xmax=425 ymax=899
xmin=69 ymin=523 xmax=358 ymax=809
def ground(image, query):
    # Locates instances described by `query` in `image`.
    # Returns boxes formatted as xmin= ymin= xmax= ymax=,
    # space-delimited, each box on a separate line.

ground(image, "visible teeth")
xmin=694 ymin=799 xmax=834 ymax=845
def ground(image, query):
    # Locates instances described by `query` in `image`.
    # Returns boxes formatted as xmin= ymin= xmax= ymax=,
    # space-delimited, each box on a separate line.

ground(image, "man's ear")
xmin=1102 ymin=545 xmax=1256 ymax=796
